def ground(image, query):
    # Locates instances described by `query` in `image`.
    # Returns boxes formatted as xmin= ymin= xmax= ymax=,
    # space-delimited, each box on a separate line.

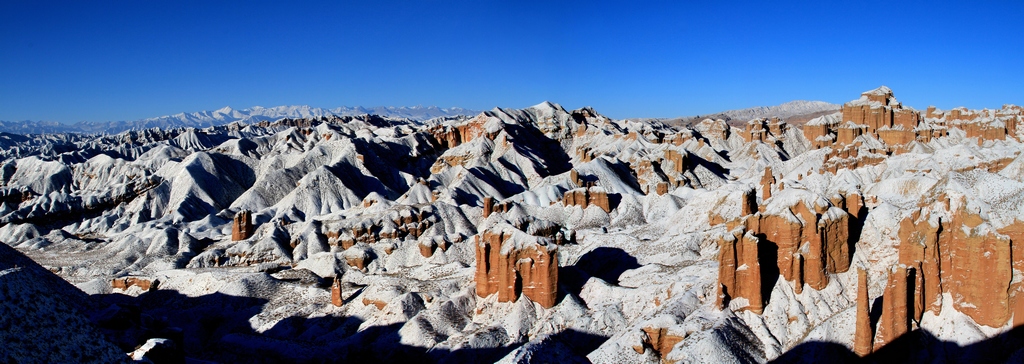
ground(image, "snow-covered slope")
xmin=1 ymin=89 xmax=1023 ymax=363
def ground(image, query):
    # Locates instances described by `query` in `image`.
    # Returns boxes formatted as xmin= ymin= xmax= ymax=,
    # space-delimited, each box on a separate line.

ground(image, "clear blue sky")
xmin=2 ymin=1 xmax=1022 ymax=123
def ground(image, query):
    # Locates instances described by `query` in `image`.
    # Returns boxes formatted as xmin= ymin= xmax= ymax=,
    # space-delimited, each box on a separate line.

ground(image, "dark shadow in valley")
xmin=502 ymin=123 xmax=574 ymax=178
xmin=847 ymin=203 xmax=868 ymax=262
xmin=89 ymin=285 xmax=608 ymax=363
xmin=574 ymin=247 xmax=641 ymax=286
xmin=449 ymin=167 xmax=527 ymax=207
xmin=771 ymin=325 xmax=1024 ymax=364
xmin=685 ymin=150 xmax=730 ymax=179
xmin=755 ymin=235 xmax=780 ymax=307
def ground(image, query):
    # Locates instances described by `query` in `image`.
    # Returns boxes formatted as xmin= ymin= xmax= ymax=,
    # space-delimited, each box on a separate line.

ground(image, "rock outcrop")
xmin=232 ymin=210 xmax=254 ymax=241
xmin=111 ymin=276 xmax=156 ymax=291
xmin=760 ymin=167 xmax=775 ymax=200
xmin=562 ymin=187 xmax=613 ymax=213
xmin=716 ymin=229 xmax=763 ymax=313
xmin=805 ymin=86 xmax=1021 ymax=159
xmin=482 ymin=196 xmax=495 ymax=218
xmin=874 ymin=265 xmax=909 ymax=350
xmin=475 ymin=226 xmax=558 ymax=308
xmin=331 ymin=279 xmax=343 ymax=307
xmin=714 ymin=189 xmax=857 ymax=309
xmin=636 ymin=327 xmax=684 ymax=362
xmin=854 ymin=268 xmax=872 ymax=356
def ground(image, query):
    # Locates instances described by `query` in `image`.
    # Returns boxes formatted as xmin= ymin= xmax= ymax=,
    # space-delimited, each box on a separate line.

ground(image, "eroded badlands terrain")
xmin=3 ymin=87 xmax=1024 ymax=363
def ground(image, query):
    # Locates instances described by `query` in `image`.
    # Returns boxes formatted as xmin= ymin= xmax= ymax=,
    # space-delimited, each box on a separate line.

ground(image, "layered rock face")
xmin=806 ymin=86 xmax=1022 ymax=155
xmin=715 ymin=186 xmax=858 ymax=311
xmin=716 ymin=229 xmax=764 ymax=313
xmin=845 ymin=196 xmax=1024 ymax=352
xmin=475 ymin=226 xmax=559 ymax=308
xmin=232 ymin=210 xmax=254 ymax=241
xmin=874 ymin=265 xmax=910 ymax=349
xmin=891 ymin=203 xmax=1020 ymax=327
xmin=562 ymin=187 xmax=613 ymax=213
xmin=325 ymin=206 xmax=438 ymax=248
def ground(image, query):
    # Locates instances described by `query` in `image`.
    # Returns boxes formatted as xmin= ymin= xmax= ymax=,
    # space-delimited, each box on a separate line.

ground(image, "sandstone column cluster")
xmin=474 ymin=227 xmax=559 ymax=309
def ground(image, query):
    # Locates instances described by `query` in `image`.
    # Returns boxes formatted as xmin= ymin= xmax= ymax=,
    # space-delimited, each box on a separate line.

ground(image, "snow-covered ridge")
xmin=663 ymin=100 xmax=841 ymax=127
xmin=2 ymin=88 xmax=1023 ymax=363
xmin=0 ymin=105 xmax=482 ymax=135
xmin=715 ymin=100 xmax=841 ymax=122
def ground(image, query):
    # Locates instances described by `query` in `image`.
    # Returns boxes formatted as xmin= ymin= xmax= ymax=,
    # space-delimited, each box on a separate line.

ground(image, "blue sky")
xmin=2 ymin=1 xmax=1022 ymax=123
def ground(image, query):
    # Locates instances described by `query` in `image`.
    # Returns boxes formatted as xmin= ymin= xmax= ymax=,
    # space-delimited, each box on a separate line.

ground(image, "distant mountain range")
xmin=666 ymin=100 xmax=841 ymax=127
xmin=0 ymin=100 xmax=843 ymax=136
xmin=0 ymin=105 xmax=483 ymax=135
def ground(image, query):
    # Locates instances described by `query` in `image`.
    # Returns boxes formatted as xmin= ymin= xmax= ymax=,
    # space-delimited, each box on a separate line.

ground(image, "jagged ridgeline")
xmin=2 ymin=90 xmax=1024 ymax=363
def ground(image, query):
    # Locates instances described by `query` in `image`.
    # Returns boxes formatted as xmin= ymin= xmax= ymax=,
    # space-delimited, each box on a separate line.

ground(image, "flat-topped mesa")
xmin=836 ymin=122 xmax=866 ymax=145
xmin=876 ymin=126 xmax=916 ymax=145
xmin=802 ymin=116 xmax=837 ymax=149
xmin=232 ymin=210 xmax=255 ymax=241
xmin=921 ymin=106 xmax=1023 ymax=142
xmin=808 ymin=87 xmax=1021 ymax=156
xmin=475 ymin=225 xmax=558 ymax=308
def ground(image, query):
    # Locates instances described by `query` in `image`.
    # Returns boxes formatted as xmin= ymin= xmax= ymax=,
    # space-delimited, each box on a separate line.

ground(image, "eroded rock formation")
xmin=482 ymin=196 xmax=495 ymax=218
xmin=562 ymin=187 xmax=613 ymax=213
xmin=232 ymin=210 xmax=254 ymax=241
xmin=714 ymin=189 xmax=858 ymax=310
xmin=716 ymin=229 xmax=763 ymax=313
xmin=805 ymin=86 xmax=1021 ymax=158
xmin=634 ymin=327 xmax=685 ymax=362
xmin=475 ymin=226 xmax=558 ymax=308
xmin=331 ymin=279 xmax=343 ymax=307
xmin=855 ymin=268 xmax=872 ymax=356
xmin=874 ymin=265 xmax=909 ymax=350
xmin=111 ymin=277 xmax=156 ymax=291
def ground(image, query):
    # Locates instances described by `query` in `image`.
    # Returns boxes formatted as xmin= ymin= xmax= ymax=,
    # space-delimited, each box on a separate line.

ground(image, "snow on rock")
xmin=1 ymin=89 xmax=1024 ymax=362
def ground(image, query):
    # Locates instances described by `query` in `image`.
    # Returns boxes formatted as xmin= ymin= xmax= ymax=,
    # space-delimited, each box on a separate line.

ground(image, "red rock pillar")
xmin=874 ymin=265 xmax=909 ymax=350
xmin=331 ymin=279 xmax=343 ymax=307
xmin=232 ymin=210 xmax=254 ymax=241
xmin=854 ymin=268 xmax=873 ymax=356
xmin=482 ymin=197 xmax=494 ymax=218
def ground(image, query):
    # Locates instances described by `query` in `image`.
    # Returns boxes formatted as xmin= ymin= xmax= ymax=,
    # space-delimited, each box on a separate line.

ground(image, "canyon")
xmin=2 ymin=87 xmax=1024 ymax=362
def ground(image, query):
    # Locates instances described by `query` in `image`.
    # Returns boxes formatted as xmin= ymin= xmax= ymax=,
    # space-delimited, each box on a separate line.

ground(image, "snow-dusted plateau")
xmin=3 ymin=87 xmax=1024 ymax=363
